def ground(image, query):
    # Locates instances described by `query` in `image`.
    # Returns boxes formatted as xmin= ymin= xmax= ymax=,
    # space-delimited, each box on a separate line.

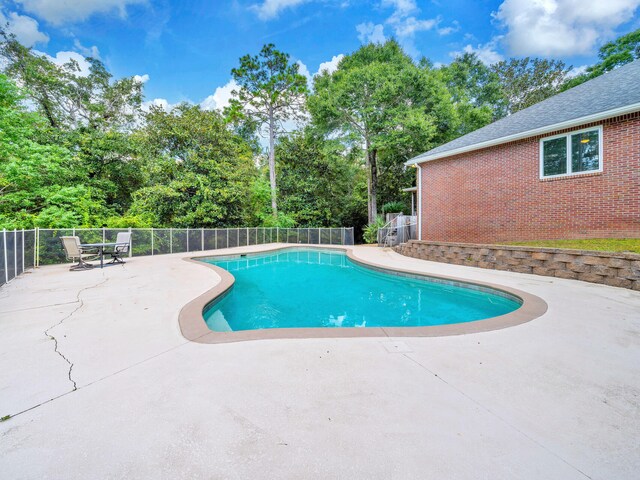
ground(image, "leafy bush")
xmin=381 ymin=201 xmax=408 ymax=215
xmin=363 ymin=216 xmax=386 ymax=244
xmin=260 ymin=213 xmax=296 ymax=228
xmin=105 ymin=215 xmax=152 ymax=228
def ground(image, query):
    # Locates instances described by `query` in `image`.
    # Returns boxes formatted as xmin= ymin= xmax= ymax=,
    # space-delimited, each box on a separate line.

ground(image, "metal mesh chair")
xmin=109 ymin=232 xmax=131 ymax=264
xmin=60 ymin=236 xmax=98 ymax=271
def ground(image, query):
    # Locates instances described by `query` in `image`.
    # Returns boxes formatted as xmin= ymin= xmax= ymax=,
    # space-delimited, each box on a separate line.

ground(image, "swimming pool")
xmin=200 ymin=248 xmax=521 ymax=332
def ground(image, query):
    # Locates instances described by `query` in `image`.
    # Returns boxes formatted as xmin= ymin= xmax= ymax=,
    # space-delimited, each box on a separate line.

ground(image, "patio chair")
xmin=60 ymin=236 xmax=98 ymax=271
xmin=108 ymin=232 xmax=131 ymax=264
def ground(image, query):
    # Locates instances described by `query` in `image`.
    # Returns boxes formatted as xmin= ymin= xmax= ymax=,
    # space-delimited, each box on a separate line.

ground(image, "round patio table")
xmin=80 ymin=242 xmax=117 ymax=269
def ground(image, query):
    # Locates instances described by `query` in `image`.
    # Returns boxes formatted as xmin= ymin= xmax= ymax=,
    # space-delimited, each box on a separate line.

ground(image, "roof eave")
xmin=405 ymin=102 xmax=640 ymax=166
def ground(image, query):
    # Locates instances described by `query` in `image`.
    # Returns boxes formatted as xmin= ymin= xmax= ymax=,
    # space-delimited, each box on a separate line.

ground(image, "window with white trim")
xmin=540 ymin=126 xmax=602 ymax=178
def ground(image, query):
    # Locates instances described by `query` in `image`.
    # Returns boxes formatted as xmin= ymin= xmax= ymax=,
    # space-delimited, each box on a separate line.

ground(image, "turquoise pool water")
xmin=201 ymin=248 xmax=521 ymax=332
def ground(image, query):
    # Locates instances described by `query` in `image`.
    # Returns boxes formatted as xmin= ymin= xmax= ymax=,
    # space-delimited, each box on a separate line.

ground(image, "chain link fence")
xmin=0 ymin=227 xmax=354 ymax=285
xmin=0 ymin=229 xmax=37 ymax=287
xmin=32 ymin=227 xmax=354 ymax=267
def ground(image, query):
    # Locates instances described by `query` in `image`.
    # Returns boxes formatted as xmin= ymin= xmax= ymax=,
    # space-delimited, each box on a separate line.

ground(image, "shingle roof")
xmin=408 ymin=59 xmax=640 ymax=164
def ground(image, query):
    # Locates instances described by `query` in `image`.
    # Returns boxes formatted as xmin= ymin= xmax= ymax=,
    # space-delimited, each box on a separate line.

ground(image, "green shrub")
xmin=363 ymin=216 xmax=386 ymax=244
xmin=381 ymin=201 xmax=408 ymax=215
xmin=105 ymin=215 xmax=153 ymax=228
xmin=260 ymin=213 xmax=297 ymax=228
xmin=382 ymin=202 xmax=411 ymax=215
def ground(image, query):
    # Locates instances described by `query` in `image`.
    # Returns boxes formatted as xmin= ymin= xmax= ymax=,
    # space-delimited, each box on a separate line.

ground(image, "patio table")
xmin=80 ymin=242 xmax=117 ymax=269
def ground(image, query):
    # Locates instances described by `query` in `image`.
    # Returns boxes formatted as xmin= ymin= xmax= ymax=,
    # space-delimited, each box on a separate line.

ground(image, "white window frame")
xmin=539 ymin=125 xmax=603 ymax=179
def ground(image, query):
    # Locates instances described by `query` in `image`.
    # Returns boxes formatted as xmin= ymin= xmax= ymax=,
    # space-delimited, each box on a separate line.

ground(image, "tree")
xmin=439 ymin=52 xmax=506 ymax=133
xmin=0 ymin=31 xmax=146 ymax=213
xmin=129 ymin=104 xmax=257 ymax=227
xmin=0 ymin=31 xmax=143 ymax=132
xmin=590 ymin=28 xmax=640 ymax=75
xmin=276 ymin=128 xmax=367 ymax=228
xmin=563 ymin=28 xmax=640 ymax=90
xmin=491 ymin=58 xmax=571 ymax=114
xmin=228 ymin=44 xmax=308 ymax=217
xmin=309 ymin=40 xmax=451 ymax=223
xmin=0 ymin=74 xmax=110 ymax=227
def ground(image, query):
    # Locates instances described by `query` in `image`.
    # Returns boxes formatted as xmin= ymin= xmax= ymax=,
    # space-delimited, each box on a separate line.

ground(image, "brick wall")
xmin=418 ymin=113 xmax=640 ymax=243
xmin=395 ymin=240 xmax=640 ymax=290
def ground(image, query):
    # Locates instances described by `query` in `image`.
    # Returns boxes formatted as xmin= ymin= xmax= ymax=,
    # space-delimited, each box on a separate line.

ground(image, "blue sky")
xmin=1 ymin=0 xmax=639 ymax=110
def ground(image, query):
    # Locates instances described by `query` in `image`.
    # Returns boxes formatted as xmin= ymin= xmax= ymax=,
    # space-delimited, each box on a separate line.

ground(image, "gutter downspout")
xmin=417 ymin=164 xmax=422 ymax=241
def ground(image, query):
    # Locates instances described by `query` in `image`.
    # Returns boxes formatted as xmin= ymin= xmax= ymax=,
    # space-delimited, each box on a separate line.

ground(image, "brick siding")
xmin=418 ymin=113 xmax=640 ymax=243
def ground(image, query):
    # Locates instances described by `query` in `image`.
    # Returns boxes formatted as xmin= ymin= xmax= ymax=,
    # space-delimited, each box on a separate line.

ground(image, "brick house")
xmin=406 ymin=60 xmax=640 ymax=243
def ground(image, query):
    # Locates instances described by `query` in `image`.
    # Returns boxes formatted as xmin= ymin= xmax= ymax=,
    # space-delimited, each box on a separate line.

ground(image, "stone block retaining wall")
xmin=394 ymin=240 xmax=640 ymax=291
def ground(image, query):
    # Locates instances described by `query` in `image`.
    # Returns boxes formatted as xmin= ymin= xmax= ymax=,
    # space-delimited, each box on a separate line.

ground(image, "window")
xmin=540 ymin=126 xmax=602 ymax=178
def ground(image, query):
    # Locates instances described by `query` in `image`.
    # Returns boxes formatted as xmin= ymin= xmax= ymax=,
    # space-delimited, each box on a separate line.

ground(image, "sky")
xmin=1 ymin=0 xmax=639 ymax=112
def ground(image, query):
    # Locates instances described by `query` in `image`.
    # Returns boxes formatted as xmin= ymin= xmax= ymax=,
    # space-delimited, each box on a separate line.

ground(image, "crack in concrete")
xmin=43 ymin=276 xmax=109 ymax=392
xmin=0 ymin=300 xmax=80 ymax=315
xmin=401 ymin=352 xmax=593 ymax=480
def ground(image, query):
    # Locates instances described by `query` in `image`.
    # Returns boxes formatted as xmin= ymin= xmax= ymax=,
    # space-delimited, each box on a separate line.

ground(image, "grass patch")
xmin=504 ymin=239 xmax=640 ymax=254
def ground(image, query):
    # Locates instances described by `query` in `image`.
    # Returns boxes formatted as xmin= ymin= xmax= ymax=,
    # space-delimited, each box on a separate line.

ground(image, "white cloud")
xmin=356 ymin=22 xmax=386 ymax=44
xmin=383 ymin=0 xmax=417 ymax=18
xmin=142 ymin=98 xmax=178 ymax=112
xmin=34 ymin=49 xmax=93 ymax=76
xmin=73 ymin=39 xmax=100 ymax=59
xmin=15 ymin=0 xmax=146 ymax=25
xmin=451 ymin=41 xmax=504 ymax=65
xmin=0 ymin=11 xmax=48 ymax=47
xmin=382 ymin=0 xmax=439 ymax=39
xmin=250 ymin=0 xmax=308 ymax=20
xmin=317 ymin=54 xmax=344 ymax=74
xmin=296 ymin=60 xmax=312 ymax=87
xmin=495 ymin=0 xmax=640 ymax=56
xmin=567 ymin=65 xmax=588 ymax=78
xmin=200 ymin=79 xmax=239 ymax=111
xmin=438 ymin=21 xmax=460 ymax=36
xmin=357 ymin=0 xmax=441 ymax=56
xmin=133 ymin=73 xmax=149 ymax=83
xmin=392 ymin=16 xmax=438 ymax=37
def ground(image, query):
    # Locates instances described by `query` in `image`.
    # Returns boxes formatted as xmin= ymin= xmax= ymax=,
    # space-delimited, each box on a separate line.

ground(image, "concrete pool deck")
xmin=0 ymin=243 xmax=639 ymax=479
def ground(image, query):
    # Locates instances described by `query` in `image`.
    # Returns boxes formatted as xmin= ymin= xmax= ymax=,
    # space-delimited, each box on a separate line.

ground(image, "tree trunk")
xmin=370 ymin=148 xmax=378 ymax=223
xmin=365 ymin=139 xmax=378 ymax=224
xmin=268 ymin=112 xmax=278 ymax=217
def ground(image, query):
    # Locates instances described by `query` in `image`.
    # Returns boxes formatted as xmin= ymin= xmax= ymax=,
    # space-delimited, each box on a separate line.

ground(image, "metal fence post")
xmin=102 ymin=227 xmax=106 ymax=244
xmin=170 ymin=227 xmax=173 ymax=254
xmin=214 ymin=229 xmax=217 ymax=250
xmin=151 ymin=228 xmax=154 ymax=255
xmin=201 ymin=228 xmax=204 ymax=251
xmin=3 ymin=230 xmax=8 ymax=284
xmin=297 ymin=229 xmax=300 ymax=244
xmin=21 ymin=228 xmax=25 ymax=274
xmin=226 ymin=228 xmax=229 ymax=249
xmin=277 ymin=227 xmax=279 ymax=243
xmin=318 ymin=228 xmax=322 ymax=245
xmin=129 ymin=227 xmax=133 ymax=258
xmin=246 ymin=227 xmax=249 ymax=246
xmin=186 ymin=227 xmax=189 ymax=252
xmin=35 ymin=227 xmax=39 ymax=268
xmin=14 ymin=228 xmax=17 ymax=278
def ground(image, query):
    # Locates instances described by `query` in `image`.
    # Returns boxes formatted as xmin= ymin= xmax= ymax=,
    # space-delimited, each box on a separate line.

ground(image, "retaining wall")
xmin=395 ymin=240 xmax=640 ymax=290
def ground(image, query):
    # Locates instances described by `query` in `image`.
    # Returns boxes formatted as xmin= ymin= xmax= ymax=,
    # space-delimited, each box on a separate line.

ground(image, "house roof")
xmin=406 ymin=59 xmax=640 ymax=165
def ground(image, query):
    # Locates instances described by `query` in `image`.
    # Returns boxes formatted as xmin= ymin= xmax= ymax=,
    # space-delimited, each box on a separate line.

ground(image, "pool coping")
xmin=178 ymin=245 xmax=548 ymax=344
